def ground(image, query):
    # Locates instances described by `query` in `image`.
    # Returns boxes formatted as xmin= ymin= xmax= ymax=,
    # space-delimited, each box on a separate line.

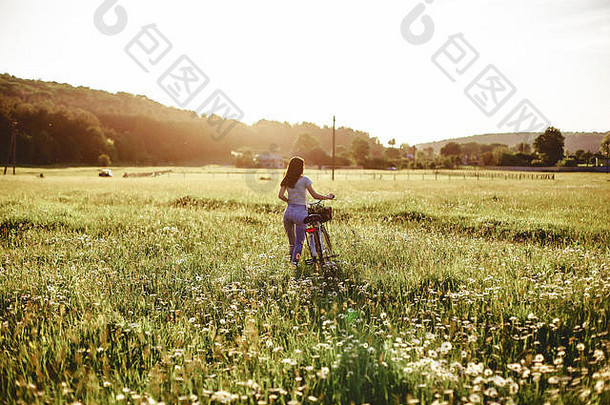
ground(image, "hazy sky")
xmin=0 ymin=0 xmax=608 ymax=145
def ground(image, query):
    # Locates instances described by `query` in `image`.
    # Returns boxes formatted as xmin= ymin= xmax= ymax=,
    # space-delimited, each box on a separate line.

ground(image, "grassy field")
xmin=1 ymin=168 xmax=609 ymax=405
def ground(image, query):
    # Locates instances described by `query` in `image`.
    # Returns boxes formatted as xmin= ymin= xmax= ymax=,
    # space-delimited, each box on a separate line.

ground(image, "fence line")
xmin=167 ymin=170 xmax=555 ymax=182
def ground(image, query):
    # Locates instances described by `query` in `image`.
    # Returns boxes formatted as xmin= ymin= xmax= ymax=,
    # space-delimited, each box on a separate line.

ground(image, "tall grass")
xmin=0 ymin=169 xmax=609 ymax=404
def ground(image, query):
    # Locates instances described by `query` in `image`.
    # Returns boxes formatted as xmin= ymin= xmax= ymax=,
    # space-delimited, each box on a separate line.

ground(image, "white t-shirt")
xmin=287 ymin=176 xmax=313 ymax=206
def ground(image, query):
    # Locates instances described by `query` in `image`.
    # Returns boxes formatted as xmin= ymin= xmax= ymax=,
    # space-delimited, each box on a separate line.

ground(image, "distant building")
xmin=255 ymin=153 xmax=285 ymax=169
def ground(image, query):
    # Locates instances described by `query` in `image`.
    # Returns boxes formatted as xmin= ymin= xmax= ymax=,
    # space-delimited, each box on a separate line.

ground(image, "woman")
xmin=278 ymin=157 xmax=335 ymax=265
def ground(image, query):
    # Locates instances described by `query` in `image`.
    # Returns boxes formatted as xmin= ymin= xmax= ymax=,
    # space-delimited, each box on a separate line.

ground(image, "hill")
xmin=416 ymin=132 xmax=607 ymax=154
xmin=2 ymin=73 xmax=606 ymax=167
xmin=0 ymin=74 xmax=379 ymax=166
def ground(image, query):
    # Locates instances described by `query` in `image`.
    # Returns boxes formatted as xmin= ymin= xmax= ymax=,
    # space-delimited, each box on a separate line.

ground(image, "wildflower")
xmin=211 ymin=391 xmax=238 ymax=403
xmin=595 ymin=380 xmax=604 ymax=393
xmin=579 ymin=388 xmax=591 ymax=400
xmin=466 ymin=362 xmax=484 ymax=376
xmin=491 ymin=375 xmax=506 ymax=387
xmin=483 ymin=387 xmax=498 ymax=397
xmin=316 ymin=367 xmax=330 ymax=379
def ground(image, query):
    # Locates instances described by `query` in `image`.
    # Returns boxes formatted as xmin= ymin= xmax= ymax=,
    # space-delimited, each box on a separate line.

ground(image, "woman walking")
xmin=278 ymin=157 xmax=334 ymax=265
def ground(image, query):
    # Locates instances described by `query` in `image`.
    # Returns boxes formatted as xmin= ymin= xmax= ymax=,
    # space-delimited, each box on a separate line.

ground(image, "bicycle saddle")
xmin=304 ymin=214 xmax=322 ymax=224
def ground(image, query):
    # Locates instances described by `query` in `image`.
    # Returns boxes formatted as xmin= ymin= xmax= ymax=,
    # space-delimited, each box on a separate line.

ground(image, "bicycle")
xmin=303 ymin=200 xmax=338 ymax=269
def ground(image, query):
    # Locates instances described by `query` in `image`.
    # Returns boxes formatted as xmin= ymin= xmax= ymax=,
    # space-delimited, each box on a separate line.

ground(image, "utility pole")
xmin=332 ymin=115 xmax=336 ymax=181
xmin=3 ymin=120 xmax=17 ymax=175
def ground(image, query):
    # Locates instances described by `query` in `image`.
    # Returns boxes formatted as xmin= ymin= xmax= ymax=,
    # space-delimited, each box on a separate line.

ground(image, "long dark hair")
xmin=280 ymin=157 xmax=304 ymax=188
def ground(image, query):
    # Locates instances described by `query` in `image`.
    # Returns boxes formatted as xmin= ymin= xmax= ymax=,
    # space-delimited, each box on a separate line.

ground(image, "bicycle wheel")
xmin=313 ymin=226 xmax=324 ymax=268
xmin=320 ymin=225 xmax=333 ymax=260
xmin=304 ymin=227 xmax=317 ymax=265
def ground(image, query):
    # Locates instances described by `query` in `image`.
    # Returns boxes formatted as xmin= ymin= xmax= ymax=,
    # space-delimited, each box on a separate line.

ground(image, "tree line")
xmin=1 ymin=73 xmax=608 ymax=169
xmin=0 ymin=74 xmax=382 ymax=167
xmin=431 ymin=127 xmax=610 ymax=169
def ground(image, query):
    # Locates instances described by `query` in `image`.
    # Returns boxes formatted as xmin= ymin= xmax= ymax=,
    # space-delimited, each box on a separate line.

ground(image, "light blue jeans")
xmin=283 ymin=203 xmax=308 ymax=263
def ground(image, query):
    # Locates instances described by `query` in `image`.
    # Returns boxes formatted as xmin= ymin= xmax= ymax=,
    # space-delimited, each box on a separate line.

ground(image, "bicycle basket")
xmin=308 ymin=204 xmax=332 ymax=223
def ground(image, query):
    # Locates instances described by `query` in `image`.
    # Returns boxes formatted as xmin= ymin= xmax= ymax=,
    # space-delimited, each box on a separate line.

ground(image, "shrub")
xmin=558 ymin=157 xmax=578 ymax=167
xmin=531 ymin=159 xmax=546 ymax=167
xmin=98 ymin=154 xmax=111 ymax=167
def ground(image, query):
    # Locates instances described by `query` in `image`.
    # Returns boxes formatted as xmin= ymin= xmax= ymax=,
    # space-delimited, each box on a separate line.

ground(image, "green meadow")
xmin=1 ymin=168 xmax=609 ymax=405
